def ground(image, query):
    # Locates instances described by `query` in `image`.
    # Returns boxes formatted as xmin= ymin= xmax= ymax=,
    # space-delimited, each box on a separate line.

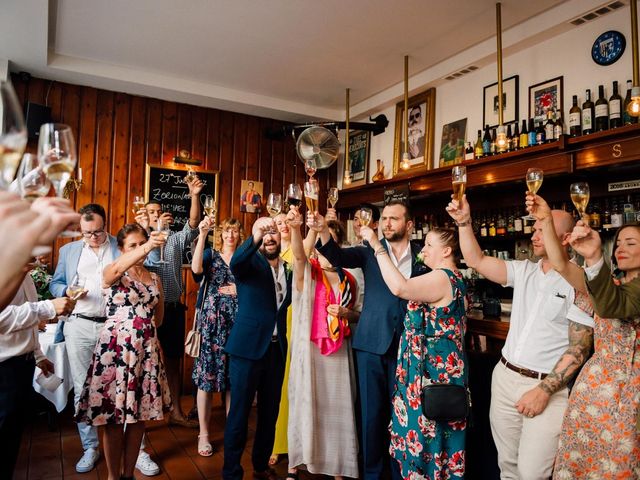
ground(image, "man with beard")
xmin=316 ymin=199 xmax=428 ymax=480
xmin=223 ymin=216 xmax=291 ymax=480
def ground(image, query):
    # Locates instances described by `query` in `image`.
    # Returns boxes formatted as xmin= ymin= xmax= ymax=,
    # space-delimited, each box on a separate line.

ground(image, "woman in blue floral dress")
xmin=360 ymin=226 xmax=468 ymax=479
xmin=191 ymin=216 xmax=243 ymax=456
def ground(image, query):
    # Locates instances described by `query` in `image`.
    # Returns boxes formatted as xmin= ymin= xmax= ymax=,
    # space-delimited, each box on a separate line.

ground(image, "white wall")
xmin=0 ymin=58 xmax=8 ymax=81
xmin=355 ymin=6 xmax=634 ymax=185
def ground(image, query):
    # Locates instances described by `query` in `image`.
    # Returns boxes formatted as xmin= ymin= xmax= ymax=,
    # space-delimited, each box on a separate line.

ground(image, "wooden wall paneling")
xmin=161 ymin=101 xmax=177 ymax=165
xmin=110 ymin=93 xmax=131 ymax=231
xmin=218 ymin=111 xmax=235 ymax=221
xmin=145 ymin=98 xmax=163 ymax=167
xmin=177 ymin=104 xmax=193 ymax=160
xmin=270 ymin=133 xmax=284 ymax=202
xmin=77 ymin=87 xmax=97 ymax=209
xmin=232 ymin=113 xmax=248 ymax=220
xmin=128 ymin=96 xmax=147 ymax=223
xmin=27 ymin=77 xmax=46 ymax=105
xmin=190 ymin=106 xmax=207 ymax=166
xmin=94 ymin=90 xmax=115 ymax=227
xmin=12 ymin=74 xmax=26 ymax=108
xmin=205 ymin=109 xmax=221 ymax=172
xmin=47 ymin=82 xmax=64 ymax=126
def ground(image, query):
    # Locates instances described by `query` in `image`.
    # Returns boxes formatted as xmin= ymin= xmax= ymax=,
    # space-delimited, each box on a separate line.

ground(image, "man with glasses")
xmin=407 ymin=105 xmax=425 ymax=160
xmin=50 ymin=204 xmax=160 ymax=476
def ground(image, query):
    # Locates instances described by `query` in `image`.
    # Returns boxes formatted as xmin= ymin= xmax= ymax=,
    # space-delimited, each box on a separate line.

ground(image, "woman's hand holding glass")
xmin=568 ymin=221 xmax=603 ymax=265
xmin=198 ymin=217 xmax=213 ymax=237
xmin=445 ymin=193 xmax=471 ymax=225
xmin=286 ymin=205 xmax=303 ymax=229
xmin=147 ymin=230 xmax=168 ymax=251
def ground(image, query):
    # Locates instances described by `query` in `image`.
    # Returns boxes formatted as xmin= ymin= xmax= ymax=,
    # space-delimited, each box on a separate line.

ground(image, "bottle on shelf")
xmin=544 ymin=110 xmax=555 ymax=141
xmin=506 ymin=124 xmax=513 ymax=152
xmin=422 ymin=215 xmax=430 ymax=237
xmin=554 ymin=113 xmax=564 ymax=140
xmin=415 ymin=219 xmax=423 ymax=240
xmin=535 ymin=118 xmax=546 ymax=144
xmin=595 ymin=84 xmax=609 ymax=131
xmin=490 ymin=128 xmax=497 ymax=155
xmin=609 ymin=80 xmax=622 ymax=129
xmin=480 ymin=216 xmax=488 ymax=238
xmin=482 ymin=125 xmax=491 ymax=156
xmin=511 ymin=121 xmax=520 ymax=151
xmin=582 ymin=89 xmax=594 ymax=134
xmin=611 ymin=200 xmax=623 ymax=228
xmin=519 ymin=119 xmax=529 ymax=148
xmin=602 ymin=199 xmax=612 ymax=230
xmin=623 ymin=80 xmax=638 ymax=125
xmin=464 ymin=142 xmax=474 ymax=161
xmin=507 ymin=211 xmax=515 ymax=235
xmin=488 ymin=214 xmax=497 ymax=237
xmin=474 ymin=129 xmax=484 ymax=159
xmin=569 ymin=95 xmax=582 ymax=136
xmin=496 ymin=211 xmax=507 ymax=236
xmin=514 ymin=210 xmax=523 ymax=233
xmin=623 ymin=195 xmax=635 ymax=224
xmin=527 ymin=118 xmax=537 ymax=146
xmin=590 ymin=201 xmax=601 ymax=229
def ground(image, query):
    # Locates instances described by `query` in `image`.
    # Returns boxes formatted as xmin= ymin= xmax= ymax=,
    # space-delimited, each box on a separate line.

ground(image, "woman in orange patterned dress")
xmin=527 ymin=194 xmax=640 ymax=479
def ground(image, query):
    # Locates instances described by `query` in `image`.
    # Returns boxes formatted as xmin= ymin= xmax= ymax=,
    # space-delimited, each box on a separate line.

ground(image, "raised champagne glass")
xmin=524 ymin=168 xmax=544 ymax=220
xmin=16 ymin=153 xmax=51 ymax=202
xmin=304 ymin=180 xmax=319 ymax=226
xmin=287 ymin=183 xmax=303 ymax=208
xmin=358 ymin=207 xmax=373 ymax=227
xmin=156 ymin=217 xmax=170 ymax=264
xmin=132 ymin=195 xmax=145 ymax=215
xmin=451 ymin=165 xmax=467 ymax=203
xmin=570 ymin=182 xmax=590 ymax=222
xmin=327 ymin=187 xmax=339 ymax=209
xmin=305 ymin=158 xmax=317 ymax=178
xmin=185 ymin=166 xmax=196 ymax=183
xmin=202 ymin=195 xmax=216 ymax=247
xmin=267 ymin=193 xmax=283 ymax=217
xmin=0 ymin=80 xmax=28 ymax=190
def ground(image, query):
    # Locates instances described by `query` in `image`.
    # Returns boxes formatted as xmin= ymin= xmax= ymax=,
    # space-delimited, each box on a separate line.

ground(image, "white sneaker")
xmin=136 ymin=450 xmax=160 ymax=476
xmin=75 ymin=447 xmax=100 ymax=473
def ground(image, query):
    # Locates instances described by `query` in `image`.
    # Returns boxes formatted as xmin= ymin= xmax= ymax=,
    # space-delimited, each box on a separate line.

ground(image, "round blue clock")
xmin=592 ymin=30 xmax=626 ymax=66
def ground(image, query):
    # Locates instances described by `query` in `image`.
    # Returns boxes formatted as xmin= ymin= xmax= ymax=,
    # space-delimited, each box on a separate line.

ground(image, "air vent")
xmin=444 ymin=65 xmax=478 ymax=81
xmin=570 ymin=1 xmax=626 ymax=26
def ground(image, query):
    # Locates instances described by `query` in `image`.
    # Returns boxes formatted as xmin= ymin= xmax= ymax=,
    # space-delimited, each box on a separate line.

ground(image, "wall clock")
xmin=592 ymin=30 xmax=626 ymax=66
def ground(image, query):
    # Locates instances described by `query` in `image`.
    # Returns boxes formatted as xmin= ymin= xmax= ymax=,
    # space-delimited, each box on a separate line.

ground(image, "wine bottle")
xmin=464 ymin=142 xmax=474 ymax=161
xmin=595 ymin=84 xmax=609 ymax=131
xmin=569 ymin=95 xmax=582 ymax=136
xmin=554 ymin=114 xmax=564 ymax=140
xmin=609 ymin=80 xmax=622 ymax=128
xmin=623 ymin=80 xmax=638 ymax=125
xmin=528 ymin=119 xmax=537 ymax=146
xmin=544 ymin=110 xmax=555 ymax=142
xmin=490 ymin=128 xmax=497 ymax=155
xmin=511 ymin=121 xmax=520 ymax=151
xmin=582 ymin=89 xmax=594 ymax=135
xmin=536 ymin=119 xmax=546 ymax=145
xmin=474 ymin=130 xmax=484 ymax=158
xmin=506 ymin=124 xmax=513 ymax=152
xmin=482 ymin=125 xmax=491 ymax=156
xmin=519 ymin=119 xmax=529 ymax=148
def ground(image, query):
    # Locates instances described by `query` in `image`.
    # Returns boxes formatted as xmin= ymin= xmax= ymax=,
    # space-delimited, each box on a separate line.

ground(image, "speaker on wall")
xmin=25 ymin=102 xmax=52 ymax=140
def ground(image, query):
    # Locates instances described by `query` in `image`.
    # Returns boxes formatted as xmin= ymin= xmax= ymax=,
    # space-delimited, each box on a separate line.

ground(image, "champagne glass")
xmin=156 ymin=217 xmax=170 ymax=264
xmin=304 ymin=181 xmax=319 ymax=226
xmin=524 ymin=168 xmax=544 ymax=220
xmin=0 ymin=80 xmax=28 ymax=190
xmin=203 ymin=195 xmax=216 ymax=218
xmin=570 ymin=182 xmax=590 ymax=222
xmin=132 ymin=195 xmax=145 ymax=215
xmin=185 ymin=166 xmax=196 ymax=183
xmin=305 ymin=158 xmax=317 ymax=178
xmin=16 ymin=153 xmax=51 ymax=202
xmin=327 ymin=187 xmax=339 ymax=209
xmin=287 ymin=183 xmax=303 ymax=208
xmin=451 ymin=165 xmax=467 ymax=203
xmin=358 ymin=207 xmax=373 ymax=227
xmin=67 ymin=274 xmax=86 ymax=300
xmin=266 ymin=193 xmax=282 ymax=217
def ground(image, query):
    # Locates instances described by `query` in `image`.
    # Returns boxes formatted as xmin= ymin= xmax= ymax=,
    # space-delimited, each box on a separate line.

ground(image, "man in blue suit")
xmin=316 ymin=199 xmax=428 ymax=480
xmin=223 ymin=216 xmax=291 ymax=480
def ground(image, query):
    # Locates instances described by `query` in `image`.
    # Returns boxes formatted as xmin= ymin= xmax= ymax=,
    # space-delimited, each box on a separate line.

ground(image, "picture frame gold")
xmin=393 ymin=88 xmax=436 ymax=176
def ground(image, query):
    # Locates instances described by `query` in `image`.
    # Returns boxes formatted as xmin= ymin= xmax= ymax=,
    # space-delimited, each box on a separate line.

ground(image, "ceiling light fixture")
xmin=495 ymin=3 xmax=508 ymax=152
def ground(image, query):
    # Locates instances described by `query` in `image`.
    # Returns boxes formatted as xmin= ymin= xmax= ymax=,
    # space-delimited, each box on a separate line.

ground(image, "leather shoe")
xmin=253 ymin=468 xmax=280 ymax=480
xmin=168 ymin=416 xmax=199 ymax=428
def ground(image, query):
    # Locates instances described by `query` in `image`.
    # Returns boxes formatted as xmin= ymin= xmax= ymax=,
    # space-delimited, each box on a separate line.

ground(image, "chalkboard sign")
xmin=145 ymin=164 xmax=218 ymax=264
xmin=383 ymin=184 xmax=410 ymax=205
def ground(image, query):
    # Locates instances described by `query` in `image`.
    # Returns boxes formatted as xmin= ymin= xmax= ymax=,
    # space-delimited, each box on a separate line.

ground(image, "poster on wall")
xmin=344 ymin=130 xmax=370 ymax=188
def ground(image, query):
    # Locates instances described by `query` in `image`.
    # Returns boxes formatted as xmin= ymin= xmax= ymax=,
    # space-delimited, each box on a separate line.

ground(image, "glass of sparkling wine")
xmin=524 ymin=167 xmax=544 ymax=220
xmin=68 ymin=274 xmax=86 ymax=300
xmin=358 ymin=207 xmax=373 ymax=228
xmin=451 ymin=165 xmax=467 ymax=203
xmin=132 ymin=195 xmax=145 ymax=215
xmin=304 ymin=181 xmax=319 ymax=226
xmin=16 ymin=153 xmax=51 ymax=202
xmin=287 ymin=183 xmax=303 ymax=208
xmin=185 ymin=166 xmax=196 ymax=183
xmin=0 ymin=80 xmax=28 ymax=190
xmin=267 ymin=193 xmax=282 ymax=217
xmin=203 ymin=195 xmax=216 ymax=218
xmin=305 ymin=158 xmax=317 ymax=178
xmin=156 ymin=217 xmax=170 ymax=264
xmin=327 ymin=187 xmax=339 ymax=209
xmin=570 ymin=182 xmax=590 ymax=222
xmin=38 ymin=123 xmax=80 ymax=236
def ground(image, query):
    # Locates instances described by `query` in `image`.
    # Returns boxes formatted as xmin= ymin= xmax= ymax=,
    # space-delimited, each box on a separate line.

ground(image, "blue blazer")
xmin=225 ymin=237 xmax=291 ymax=361
xmin=49 ymin=235 xmax=120 ymax=298
xmin=317 ymin=238 xmax=428 ymax=355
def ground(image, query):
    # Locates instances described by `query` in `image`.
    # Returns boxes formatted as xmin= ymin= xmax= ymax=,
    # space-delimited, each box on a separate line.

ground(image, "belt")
xmin=271 ymin=335 xmax=279 ymax=343
xmin=500 ymin=356 xmax=547 ymax=380
xmin=74 ymin=313 xmax=107 ymax=323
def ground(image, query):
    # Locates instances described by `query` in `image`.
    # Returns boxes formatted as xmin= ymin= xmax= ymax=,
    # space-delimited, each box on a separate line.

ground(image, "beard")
xmin=261 ymin=243 xmax=281 ymax=260
xmin=384 ymin=227 xmax=407 ymax=243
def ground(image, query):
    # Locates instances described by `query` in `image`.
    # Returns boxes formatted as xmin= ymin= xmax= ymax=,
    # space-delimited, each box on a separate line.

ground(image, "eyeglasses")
xmin=82 ymin=229 xmax=105 ymax=238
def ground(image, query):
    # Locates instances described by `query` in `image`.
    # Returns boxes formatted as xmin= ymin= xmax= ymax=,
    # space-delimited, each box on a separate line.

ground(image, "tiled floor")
xmin=15 ymin=394 xmax=324 ymax=480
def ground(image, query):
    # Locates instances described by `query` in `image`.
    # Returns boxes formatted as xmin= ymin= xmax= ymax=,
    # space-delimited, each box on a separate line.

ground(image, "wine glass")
xmin=451 ymin=165 xmax=467 ymax=203
xmin=287 ymin=183 xmax=303 ymax=209
xmin=327 ymin=187 xmax=339 ymax=209
xmin=0 ymin=80 xmax=28 ymax=190
xmin=185 ymin=166 xmax=196 ymax=183
xmin=358 ymin=207 xmax=373 ymax=227
xmin=266 ymin=193 xmax=282 ymax=217
xmin=570 ymin=182 xmax=590 ymax=222
xmin=304 ymin=181 xmax=319 ymax=226
xmin=203 ymin=195 xmax=216 ymax=218
xmin=524 ymin=168 xmax=544 ymax=220
xmin=16 ymin=153 xmax=51 ymax=202
xmin=155 ymin=217 xmax=170 ymax=264
xmin=68 ymin=274 xmax=86 ymax=300
xmin=305 ymin=158 xmax=317 ymax=178
xmin=132 ymin=195 xmax=145 ymax=215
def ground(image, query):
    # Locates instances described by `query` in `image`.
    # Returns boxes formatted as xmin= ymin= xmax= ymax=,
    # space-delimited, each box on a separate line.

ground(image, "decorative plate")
xmin=592 ymin=30 xmax=626 ymax=66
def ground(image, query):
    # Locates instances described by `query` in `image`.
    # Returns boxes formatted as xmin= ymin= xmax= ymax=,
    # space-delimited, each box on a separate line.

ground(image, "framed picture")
xmin=483 ymin=75 xmax=519 ymax=128
xmin=393 ymin=88 xmax=436 ymax=176
xmin=344 ymin=130 xmax=370 ymax=189
xmin=439 ymin=118 xmax=467 ymax=167
xmin=239 ymin=179 xmax=263 ymax=213
xmin=529 ymin=76 xmax=563 ymax=126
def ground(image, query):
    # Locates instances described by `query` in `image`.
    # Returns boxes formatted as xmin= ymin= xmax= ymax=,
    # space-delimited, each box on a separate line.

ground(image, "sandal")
xmin=198 ymin=434 xmax=214 ymax=457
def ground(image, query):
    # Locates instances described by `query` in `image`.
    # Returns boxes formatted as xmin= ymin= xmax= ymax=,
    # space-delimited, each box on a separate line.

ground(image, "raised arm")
xmin=186 ymin=175 xmax=204 ymax=228
xmin=313 ymin=212 xmax=367 ymax=269
xmin=287 ymin=208 xmax=307 ymax=292
xmin=230 ymin=217 xmax=274 ymax=278
xmin=446 ymin=195 xmax=507 ymax=285
xmin=103 ymin=232 xmax=165 ymax=287
xmin=191 ymin=218 xmax=213 ymax=277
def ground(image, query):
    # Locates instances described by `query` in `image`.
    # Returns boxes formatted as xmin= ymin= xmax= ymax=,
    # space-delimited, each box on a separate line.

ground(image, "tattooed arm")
xmin=514 ymin=320 xmax=594 ymax=417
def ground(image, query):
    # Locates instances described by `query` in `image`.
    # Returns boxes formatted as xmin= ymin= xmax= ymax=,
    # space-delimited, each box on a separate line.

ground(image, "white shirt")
xmin=271 ymin=260 xmax=286 ymax=336
xmin=74 ymin=238 xmax=114 ymax=316
xmin=386 ymin=240 xmax=412 ymax=279
xmin=0 ymin=276 xmax=56 ymax=364
xmin=502 ymin=259 xmax=594 ymax=373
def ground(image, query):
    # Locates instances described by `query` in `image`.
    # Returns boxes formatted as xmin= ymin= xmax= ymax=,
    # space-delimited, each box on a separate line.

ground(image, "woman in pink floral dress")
xmin=75 ymin=224 xmax=172 ymax=480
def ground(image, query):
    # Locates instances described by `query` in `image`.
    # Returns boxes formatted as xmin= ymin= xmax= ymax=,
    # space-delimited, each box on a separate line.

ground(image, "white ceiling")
xmin=0 ymin=0 xmax=618 ymax=122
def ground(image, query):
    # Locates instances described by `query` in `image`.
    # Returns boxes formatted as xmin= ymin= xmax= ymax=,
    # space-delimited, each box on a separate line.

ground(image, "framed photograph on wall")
xmin=239 ymin=179 xmax=264 ymax=213
xmin=439 ymin=118 xmax=467 ymax=167
xmin=344 ymin=130 xmax=370 ymax=189
xmin=393 ymin=88 xmax=436 ymax=176
xmin=529 ymin=76 xmax=563 ymax=126
xmin=483 ymin=75 xmax=519 ymax=128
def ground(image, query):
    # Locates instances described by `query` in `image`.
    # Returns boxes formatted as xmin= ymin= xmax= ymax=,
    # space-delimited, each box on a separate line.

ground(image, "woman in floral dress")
xmin=191 ymin=217 xmax=243 ymax=456
xmin=360 ymin=226 xmax=468 ymax=479
xmin=75 ymin=223 xmax=171 ymax=480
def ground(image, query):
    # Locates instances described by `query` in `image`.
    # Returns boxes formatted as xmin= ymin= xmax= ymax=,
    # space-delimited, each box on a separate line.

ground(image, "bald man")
xmin=447 ymin=197 xmax=594 ymax=480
